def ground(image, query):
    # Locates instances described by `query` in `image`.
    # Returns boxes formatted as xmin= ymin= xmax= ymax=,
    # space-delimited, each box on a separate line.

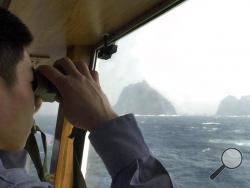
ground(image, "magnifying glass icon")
xmin=210 ymin=148 xmax=243 ymax=180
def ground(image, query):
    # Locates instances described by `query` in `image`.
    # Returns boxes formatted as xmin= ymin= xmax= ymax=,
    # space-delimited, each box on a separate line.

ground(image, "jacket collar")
xmin=0 ymin=149 xmax=27 ymax=169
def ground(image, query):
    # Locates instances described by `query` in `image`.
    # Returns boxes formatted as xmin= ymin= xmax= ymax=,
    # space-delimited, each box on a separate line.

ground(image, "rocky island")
xmin=113 ymin=81 xmax=176 ymax=115
xmin=216 ymin=95 xmax=250 ymax=115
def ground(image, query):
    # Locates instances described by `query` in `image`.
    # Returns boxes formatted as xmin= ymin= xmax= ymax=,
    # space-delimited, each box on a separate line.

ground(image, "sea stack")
xmin=114 ymin=81 xmax=176 ymax=115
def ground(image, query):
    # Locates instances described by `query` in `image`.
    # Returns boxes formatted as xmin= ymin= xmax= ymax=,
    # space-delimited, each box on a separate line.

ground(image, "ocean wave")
xmin=202 ymin=122 xmax=221 ymax=125
xmin=216 ymin=115 xmax=250 ymax=118
xmin=233 ymin=129 xmax=244 ymax=133
xmin=134 ymin=114 xmax=182 ymax=117
xmin=209 ymin=139 xmax=250 ymax=147
xmin=207 ymin=127 xmax=219 ymax=132
xmin=202 ymin=148 xmax=211 ymax=152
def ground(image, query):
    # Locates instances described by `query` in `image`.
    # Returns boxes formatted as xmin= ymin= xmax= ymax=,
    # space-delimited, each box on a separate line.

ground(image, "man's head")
xmin=0 ymin=7 xmax=33 ymax=85
xmin=0 ymin=7 xmax=41 ymax=150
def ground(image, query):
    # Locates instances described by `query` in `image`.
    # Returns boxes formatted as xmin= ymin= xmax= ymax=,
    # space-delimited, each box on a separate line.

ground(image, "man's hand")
xmin=38 ymin=58 xmax=118 ymax=131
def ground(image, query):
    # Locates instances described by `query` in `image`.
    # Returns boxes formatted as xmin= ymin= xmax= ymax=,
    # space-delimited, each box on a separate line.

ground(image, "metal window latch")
xmin=98 ymin=34 xmax=118 ymax=60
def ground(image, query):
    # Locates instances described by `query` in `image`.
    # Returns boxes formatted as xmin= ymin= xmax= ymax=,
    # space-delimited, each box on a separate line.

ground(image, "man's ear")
xmin=34 ymin=96 xmax=42 ymax=113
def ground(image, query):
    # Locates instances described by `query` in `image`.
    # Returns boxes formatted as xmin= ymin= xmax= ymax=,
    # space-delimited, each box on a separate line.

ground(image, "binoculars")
xmin=32 ymin=69 xmax=59 ymax=102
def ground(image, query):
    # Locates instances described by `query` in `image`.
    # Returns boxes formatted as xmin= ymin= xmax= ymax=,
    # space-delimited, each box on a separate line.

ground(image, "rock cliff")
xmin=114 ymin=81 xmax=176 ymax=115
xmin=217 ymin=95 xmax=250 ymax=115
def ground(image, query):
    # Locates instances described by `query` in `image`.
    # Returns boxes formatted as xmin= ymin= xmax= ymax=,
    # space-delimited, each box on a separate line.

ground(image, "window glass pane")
xmin=26 ymin=102 xmax=59 ymax=177
xmin=85 ymin=0 xmax=250 ymax=187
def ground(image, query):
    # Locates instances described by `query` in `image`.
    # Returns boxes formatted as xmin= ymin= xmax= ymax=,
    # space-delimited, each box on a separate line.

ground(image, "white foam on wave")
xmin=209 ymin=139 xmax=250 ymax=147
xmin=202 ymin=148 xmax=211 ymax=152
xmin=202 ymin=122 xmax=221 ymax=125
xmin=207 ymin=127 xmax=219 ymax=132
xmin=158 ymin=114 xmax=182 ymax=117
xmin=233 ymin=129 xmax=243 ymax=133
xmin=217 ymin=115 xmax=250 ymax=118
xmin=134 ymin=114 xmax=182 ymax=117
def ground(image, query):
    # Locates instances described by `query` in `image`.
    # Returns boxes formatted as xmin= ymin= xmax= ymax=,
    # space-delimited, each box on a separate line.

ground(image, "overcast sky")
xmin=98 ymin=0 xmax=250 ymax=115
xmin=38 ymin=0 xmax=250 ymax=116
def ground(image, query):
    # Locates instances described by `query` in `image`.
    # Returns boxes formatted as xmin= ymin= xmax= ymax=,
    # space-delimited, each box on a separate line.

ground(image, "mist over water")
xmin=97 ymin=0 xmax=250 ymax=116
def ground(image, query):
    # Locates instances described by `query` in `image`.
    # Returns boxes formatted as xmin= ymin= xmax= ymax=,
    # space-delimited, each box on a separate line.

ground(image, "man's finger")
xmin=74 ymin=61 xmax=92 ymax=79
xmin=91 ymin=71 xmax=101 ymax=87
xmin=54 ymin=58 xmax=80 ymax=76
xmin=37 ymin=65 xmax=64 ymax=91
xmin=73 ymin=61 xmax=87 ymax=77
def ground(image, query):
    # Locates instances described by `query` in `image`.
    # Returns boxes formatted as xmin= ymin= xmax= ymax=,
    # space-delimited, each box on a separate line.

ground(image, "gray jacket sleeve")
xmin=89 ymin=114 xmax=175 ymax=188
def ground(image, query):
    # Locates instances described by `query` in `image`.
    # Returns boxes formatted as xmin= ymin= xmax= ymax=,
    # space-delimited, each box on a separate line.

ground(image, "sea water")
xmin=85 ymin=115 xmax=250 ymax=188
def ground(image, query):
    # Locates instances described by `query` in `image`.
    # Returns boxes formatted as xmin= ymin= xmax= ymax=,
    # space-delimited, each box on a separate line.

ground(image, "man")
xmin=0 ymin=7 xmax=175 ymax=188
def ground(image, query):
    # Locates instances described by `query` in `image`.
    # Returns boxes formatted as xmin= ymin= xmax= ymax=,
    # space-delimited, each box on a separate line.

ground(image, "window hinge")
xmin=98 ymin=34 xmax=118 ymax=60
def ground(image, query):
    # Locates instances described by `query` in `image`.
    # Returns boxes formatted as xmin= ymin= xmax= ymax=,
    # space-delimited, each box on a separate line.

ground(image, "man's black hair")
xmin=0 ymin=7 xmax=33 ymax=85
